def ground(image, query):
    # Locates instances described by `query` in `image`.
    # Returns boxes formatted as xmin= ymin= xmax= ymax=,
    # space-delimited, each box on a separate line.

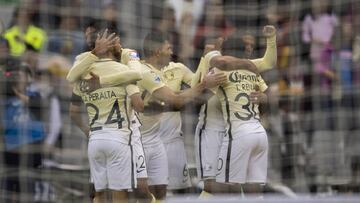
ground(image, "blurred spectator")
xmin=165 ymin=0 xmax=205 ymax=65
xmin=0 ymin=37 xmax=10 ymax=65
xmin=336 ymin=16 xmax=354 ymax=104
xmin=1 ymin=63 xmax=45 ymax=202
xmin=34 ymin=69 xmax=62 ymax=149
xmin=101 ymin=2 xmax=125 ymax=39
xmin=265 ymin=6 xmax=295 ymax=96
xmin=302 ymin=0 xmax=339 ymax=92
xmin=2 ymin=5 xmax=47 ymax=57
xmin=47 ymin=14 xmax=85 ymax=60
xmin=221 ymin=29 xmax=256 ymax=59
xmin=156 ymin=6 xmax=181 ymax=62
xmin=166 ymin=0 xmax=205 ymax=35
xmin=192 ymin=0 xmax=235 ymax=70
xmin=301 ymin=1 xmax=349 ymax=193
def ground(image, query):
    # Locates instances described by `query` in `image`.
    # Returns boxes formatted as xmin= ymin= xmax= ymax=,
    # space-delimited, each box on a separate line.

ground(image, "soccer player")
xmin=140 ymin=31 xmax=260 ymax=196
xmin=70 ymin=31 xmax=143 ymax=203
xmin=193 ymin=25 xmax=277 ymax=196
xmin=81 ymin=31 xmax=229 ymax=200
xmin=131 ymin=31 xmax=226 ymax=200
xmin=159 ymin=45 xmax=258 ymax=194
xmin=67 ymin=26 xmax=153 ymax=202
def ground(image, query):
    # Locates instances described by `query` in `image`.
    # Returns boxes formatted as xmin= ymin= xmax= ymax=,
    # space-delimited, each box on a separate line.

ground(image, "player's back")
xmin=218 ymin=69 xmax=268 ymax=124
xmin=75 ymin=59 xmax=134 ymax=142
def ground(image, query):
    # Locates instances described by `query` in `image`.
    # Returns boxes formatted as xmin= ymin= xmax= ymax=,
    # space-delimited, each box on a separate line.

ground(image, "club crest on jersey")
xmin=164 ymin=70 xmax=175 ymax=80
xmin=128 ymin=51 xmax=140 ymax=61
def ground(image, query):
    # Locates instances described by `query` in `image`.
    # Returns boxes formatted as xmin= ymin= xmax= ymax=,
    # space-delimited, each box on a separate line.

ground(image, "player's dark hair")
xmin=83 ymin=18 xmax=102 ymax=32
xmin=142 ymin=31 xmax=168 ymax=58
xmin=222 ymin=30 xmax=254 ymax=58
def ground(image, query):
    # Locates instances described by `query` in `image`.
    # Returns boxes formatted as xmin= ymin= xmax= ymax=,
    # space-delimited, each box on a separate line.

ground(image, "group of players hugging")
xmin=66 ymin=21 xmax=277 ymax=203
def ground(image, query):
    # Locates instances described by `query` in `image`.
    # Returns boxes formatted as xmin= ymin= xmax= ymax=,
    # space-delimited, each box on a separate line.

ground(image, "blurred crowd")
xmin=0 ymin=0 xmax=360 ymax=201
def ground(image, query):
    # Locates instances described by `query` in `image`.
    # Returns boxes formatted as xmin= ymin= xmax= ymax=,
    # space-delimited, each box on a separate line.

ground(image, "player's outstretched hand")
xmin=263 ymin=25 xmax=276 ymax=38
xmin=80 ymin=72 xmax=101 ymax=93
xmin=202 ymin=71 xmax=227 ymax=88
xmin=91 ymin=29 xmax=118 ymax=57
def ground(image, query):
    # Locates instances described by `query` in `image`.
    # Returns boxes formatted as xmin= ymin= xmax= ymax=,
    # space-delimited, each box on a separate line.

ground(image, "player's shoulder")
xmin=122 ymin=48 xmax=140 ymax=60
xmin=139 ymin=63 xmax=162 ymax=83
xmin=90 ymin=59 xmax=127 ymax=73
xmin=167 ymin=62 xmax=189 ymax=70
xmin=75 ymin=51 xmax=91 ymax=61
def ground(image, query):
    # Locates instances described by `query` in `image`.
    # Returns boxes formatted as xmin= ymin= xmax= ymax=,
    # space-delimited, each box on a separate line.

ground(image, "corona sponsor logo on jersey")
xmin=228 ymin=71 xmax=259 ymax=83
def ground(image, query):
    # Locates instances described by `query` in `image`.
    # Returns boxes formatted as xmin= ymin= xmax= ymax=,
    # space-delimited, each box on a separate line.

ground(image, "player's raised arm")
xmin=251 ymin=25 xmax=277 ymax=72
xmin=205 ymin=50 xmax=259 ymax=75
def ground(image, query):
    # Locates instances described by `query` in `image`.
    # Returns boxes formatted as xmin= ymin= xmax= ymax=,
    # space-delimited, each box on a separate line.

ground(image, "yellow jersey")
xmin=136 ymin=62 xmax=166 ymax=136
xmin=159 ymin=62 xmax=194 ymax=142
xmin=73 ymin=59 xmax=140 ymax=138
xmin=217 ymin=69 xmax=268 ymax=123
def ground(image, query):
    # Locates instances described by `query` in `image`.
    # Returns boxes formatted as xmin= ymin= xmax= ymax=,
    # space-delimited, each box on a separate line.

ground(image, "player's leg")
xmin=136 ymin=178 xmax=155 ymax=203
xmin=195 ymin=126 xmax=226 ymax=195
xmin=93 ymin=191 xmax=106 ymax=203
xmin=149 ymin=184 xmax=167 ymax=200
xmin=244 ymin=131 xmax=268 ymax=196
xmin=242 ymin=183 xmax=264 ymax=194
xmin=88 ymin=139 xmax=109 ymax=202
xmin=143 ymin=142 xmax=168 ymax=200
xmin=111 ymin=190 xmax=128 ymax=203
xmin=106 ymin=138 xmax=137 ymax=202
xmin=216 ymin=133 xmax=252 ymax=193
xmin=164 ymin=139 xmax=191 ymax=192
xmin=132 ymin=128 xmax=154 ymax=202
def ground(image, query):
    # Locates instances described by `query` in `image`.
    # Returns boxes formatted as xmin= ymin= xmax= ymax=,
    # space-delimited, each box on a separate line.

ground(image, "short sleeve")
xmin=179 ymin=63 xmax=194 ymax=86
xmin=126 ymin=84 xmax=140 ymax=96
xmin=204 ymin=50 xmax=222 ymax=67
xmin=137 ymin=70 xmax=165 ymax=94
xmin=121 ymin=48 xmax=140 ymax=64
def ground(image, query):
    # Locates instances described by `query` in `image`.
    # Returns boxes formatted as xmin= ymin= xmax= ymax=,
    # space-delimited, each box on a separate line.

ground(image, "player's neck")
xmin=145 ymin=57 xmax=166 ymax=70
xmin=98 ymin=52 xmax=116 ymax=61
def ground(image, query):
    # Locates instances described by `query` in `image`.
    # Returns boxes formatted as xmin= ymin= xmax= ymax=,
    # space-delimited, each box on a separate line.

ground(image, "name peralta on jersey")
xmin=217 ymin=69 xmax=268 ymax=123
xmin=73 ymin=59 xmax=139 ymax=136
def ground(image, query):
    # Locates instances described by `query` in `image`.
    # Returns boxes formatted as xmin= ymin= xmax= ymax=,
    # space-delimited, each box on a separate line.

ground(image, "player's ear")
xmin=155 ymin=49 xmax=161 ymax=57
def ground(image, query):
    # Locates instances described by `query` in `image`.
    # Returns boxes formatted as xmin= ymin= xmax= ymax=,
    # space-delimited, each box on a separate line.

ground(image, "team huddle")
xmin=66 ymin=22 xmax=277 ymax=203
